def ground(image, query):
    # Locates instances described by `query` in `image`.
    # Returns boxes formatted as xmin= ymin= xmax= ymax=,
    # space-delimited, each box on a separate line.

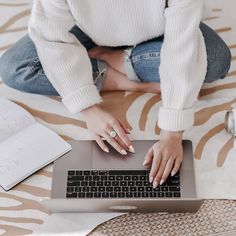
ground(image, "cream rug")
xmin=0 ymin=0 xmax=236 ymax=235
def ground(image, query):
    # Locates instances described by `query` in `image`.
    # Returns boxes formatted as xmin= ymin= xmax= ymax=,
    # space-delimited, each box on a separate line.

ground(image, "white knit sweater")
xmin=28 ymin=0 xmax=207 ymax=132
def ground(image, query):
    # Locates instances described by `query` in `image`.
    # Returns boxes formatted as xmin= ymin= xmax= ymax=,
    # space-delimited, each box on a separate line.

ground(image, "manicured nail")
xmin=104 ymin=147 xmax=109 ymax=153
xmin=160 ymin=179 xmax=165 ymax=185
xmin=153 ymin=181 xmax=158 ymax=188
xmin=149 ymin=176 xmax=153 ymax=183
xmin=171 ymin=171 xmax=176 ymax=177
xmin=126 ymin=128 xmax=131 ymax=133
xmin=121 ymin=149 xmax=127 ymax=155
xmin=128 ymin=145 xmax=135 ymax=153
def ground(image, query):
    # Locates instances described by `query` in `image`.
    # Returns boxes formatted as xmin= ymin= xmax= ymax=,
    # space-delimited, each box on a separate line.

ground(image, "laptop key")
xmin=77 ymin=192 xmax=85 ymax=198
xmin=150 ymin=192 xmax=157 ymax=198
xmin=92 ymin=176 xmax=100 ymax=181
xmin=138 ymin=187 xmax=145 ymax=192
xmin=74 ymin=187 xmax=82 ymax=192
xmin=101 ymin=176 xmax=108 ymax=181
xmin=169 ymin=186 xmax=180 ymax=192
xmin=120 ymin=181 xmax=127 ymax=186
xmin=114 ymin=187 xmax=121 ymax=192
xmin=173 ymin=192 xmax=181 ymax=198
xmin=94 ymin=192 xmax=102 ymax=198
xmin=122 ymin=187 xmax=129 ymax=192
xmin=158 ymin=192 xmax=165 ymax=198
xmin=86 ymin=192 xmax=93 ymax=198
xmin=81 ymin=181 xmax=88 ymax=186
xmin=99 ymin=171 xmax=108 ymax=175
xmin=104 ymin=181 xmax=111 ymax=187
xmin=118 ymin=192 xmax=125 ymax=198
xmin=89 ymin=182 xmax=96 ymax=187
xmin=128 ymin=181 xmax=135 ymax=186
xmin=161 ymin=187 xmax=168 ymax=192
xmin=124 ymin=176 xmax=131 ymax=181
xmin=165 ymin=192 xmax=173 ymax=198
xmin=98 ymin=187 xmax=105 ymax=192
xmin=67 ymin=181 xmax=80 ymax=186
xmin=83 ymin=171 xmax=90 ymax=175
xmin=68 ymin=170 xmax=75 ymax=176
xmin=116 ymin=176 xmax=123 ymax=181
xmin=85 ymin=176 xmax=92 ymax=181
xmin=67 ymin=187 xmax=74 ymax=192
xmin=141 ymin=192 xmax=149 ymax=198
xmin=106 ymin=187 xmax=113 ymax=192
xmin=91 ymin=187 xmax=97 ymax=192
xmin=134 ymin=192 xmax=141 ymax=198
xmin=132 ymin=176 xmax=138 ymax=181
xmin=76 ymin=170 xmax=82 ymax=175
xmin=66 ymin=192 xmax=77 ymax=198
xmin=102 ymin=192 xmax=109 ymax=198
xmin=112 ymin=181 xmax=119 ymax=186
xmin=91 ymin=171 xmax=99 ymax=175
xmin=109 ymin=176 xmax=115 ymax=181
xmin=82 ymin=187 xmax=89 ymax=192
xmin=130 ymin=187 xmax=137 ymax=192
xmin=97 ymin=181 xmax=103 ymax=186
xmin=110 ymin=192 xmax=118 ymax=198
xmin=126 ymin=192 xmax=133 ymax=198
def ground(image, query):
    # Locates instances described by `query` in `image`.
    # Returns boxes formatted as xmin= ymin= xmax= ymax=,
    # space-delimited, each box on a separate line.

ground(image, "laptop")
xmin=41 ymin=140 xmax=204 ymax=213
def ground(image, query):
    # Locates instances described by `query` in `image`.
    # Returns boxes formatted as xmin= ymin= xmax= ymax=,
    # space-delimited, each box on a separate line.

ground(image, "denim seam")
xmin=132 ymin=52 xmax=160 ymax=63
xmin=26 ymin=57 xmax=45 ymax=76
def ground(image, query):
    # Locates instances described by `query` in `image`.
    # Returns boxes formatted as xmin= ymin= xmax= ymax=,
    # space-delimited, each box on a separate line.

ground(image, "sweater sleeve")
xmin=158 ymin=0 xmax=207 ymax=131
xmin=28 ymin=0 xmax=103 ymax=114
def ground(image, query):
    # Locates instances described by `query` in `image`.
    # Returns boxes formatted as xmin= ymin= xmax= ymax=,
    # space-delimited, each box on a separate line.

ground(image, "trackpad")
xmin=92 ymin=140 xmax=157 ymax=169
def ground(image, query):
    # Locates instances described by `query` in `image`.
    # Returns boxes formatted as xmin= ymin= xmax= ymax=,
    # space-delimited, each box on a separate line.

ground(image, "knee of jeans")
xmin=205 ymin=44 xmax=232 ymax=83
xmin=0 ymin=52 xmax=17 ymax=88
xmin=130 ymin=41 xmax=162 ymax=83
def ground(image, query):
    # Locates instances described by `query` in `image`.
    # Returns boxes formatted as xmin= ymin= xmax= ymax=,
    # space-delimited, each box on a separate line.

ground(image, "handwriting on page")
xmin=0 ymin=98 xmax=35 ymax=142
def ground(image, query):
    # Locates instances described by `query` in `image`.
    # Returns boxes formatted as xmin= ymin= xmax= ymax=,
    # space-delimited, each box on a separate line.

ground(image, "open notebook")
xmin=0 ymin=98 xmax=72 ymax=191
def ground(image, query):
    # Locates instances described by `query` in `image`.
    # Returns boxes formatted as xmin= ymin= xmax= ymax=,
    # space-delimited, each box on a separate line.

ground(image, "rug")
xmin=0 ymin=0 xmax=236 ymax=235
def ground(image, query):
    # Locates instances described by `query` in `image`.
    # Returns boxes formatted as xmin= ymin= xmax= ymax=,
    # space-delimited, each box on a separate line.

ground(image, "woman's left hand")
xmin=143 ymin=130 xmax=184 ymax=188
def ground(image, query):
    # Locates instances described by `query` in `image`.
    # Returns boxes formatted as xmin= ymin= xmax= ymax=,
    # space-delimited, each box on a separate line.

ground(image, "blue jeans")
xmin=0 ymin=22 xmax=231 ymax=96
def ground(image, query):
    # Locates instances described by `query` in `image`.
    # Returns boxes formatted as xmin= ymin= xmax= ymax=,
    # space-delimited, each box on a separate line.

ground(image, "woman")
xmin=0 ymin=0 xmax=231 ymax=188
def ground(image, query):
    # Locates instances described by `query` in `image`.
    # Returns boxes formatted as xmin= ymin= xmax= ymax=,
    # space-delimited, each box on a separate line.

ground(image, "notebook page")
xmin=0 ymin=122 xmax=71 ymax=190
xmin=0 ymin=98 xmax=35 ymax=142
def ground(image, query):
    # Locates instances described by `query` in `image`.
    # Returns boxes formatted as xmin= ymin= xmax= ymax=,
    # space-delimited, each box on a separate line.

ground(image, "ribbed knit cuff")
xmin=62 ymin=84 xmax=103 ymax=114
xmin=158 ymin=107 xmax=195 ymax=131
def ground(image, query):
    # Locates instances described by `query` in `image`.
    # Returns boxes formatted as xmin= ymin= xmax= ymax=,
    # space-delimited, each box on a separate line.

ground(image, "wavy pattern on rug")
xmin=0 ymin=0 xmax=236 ymax=235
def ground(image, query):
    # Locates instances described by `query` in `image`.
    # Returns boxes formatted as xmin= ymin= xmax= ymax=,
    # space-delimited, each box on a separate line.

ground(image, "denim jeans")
xmin=0 ymin=22 xmax=231 ymax=96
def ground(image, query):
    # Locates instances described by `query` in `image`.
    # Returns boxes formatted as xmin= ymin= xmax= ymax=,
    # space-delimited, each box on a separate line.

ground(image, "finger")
xmin=94 ymin=134 xmax=109 ymax=153
xmin=160 ymin=157 xmax=175 ymax=185
xmin=102 ymin=132 xmax=128 ymax=156
xmin=143 ymin=147 xmax=153 ymax=166
xmin=117 ymin=119 xmax=131 ymax=134
xmin=112 ymin=120 xmax=134 ymax=153
xmin=149 ymin=150 xmax=162 ymax=184
xmin=171 ymin=158 xmax=182 ymax=176
xmin=152 ymin=156 xmax=169 ymax=188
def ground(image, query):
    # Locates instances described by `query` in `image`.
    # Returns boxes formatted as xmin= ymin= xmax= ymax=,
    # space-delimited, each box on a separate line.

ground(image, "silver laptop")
xmin=41 ymin=140 xmax=204 ymax=213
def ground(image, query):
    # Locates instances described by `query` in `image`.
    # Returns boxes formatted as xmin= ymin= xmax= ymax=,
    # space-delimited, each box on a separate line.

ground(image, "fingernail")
xmin=153 ymin=181 xmax=158 ymax=188
xmin=121 ymin=149 xmax=127 ymax=155
xmin=126 ymin=128 xmax=131 ymax=133
xmin=128 ymin=145 xmax=135 ymax=153
xmin=149 ymin=176 xmax=153 ymax=183
xmin=171 ymin=171 xmax=176 ymax=177
xmin=143 ymin=160 xmax=147 ymax=166
xmin=104 ymin=147 xmax=109 ymax=153
xmin=160 ymin=179 xmax=165 ymax=185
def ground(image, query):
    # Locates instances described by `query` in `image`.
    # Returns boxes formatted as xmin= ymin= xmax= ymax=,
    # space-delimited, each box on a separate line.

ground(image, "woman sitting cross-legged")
xmin=0 ymin=0 xmax=231 ymax=188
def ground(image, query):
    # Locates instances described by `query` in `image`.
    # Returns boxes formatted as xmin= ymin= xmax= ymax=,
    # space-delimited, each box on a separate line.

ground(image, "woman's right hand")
xmin=80 ymin=104 xmax=135 ymax=155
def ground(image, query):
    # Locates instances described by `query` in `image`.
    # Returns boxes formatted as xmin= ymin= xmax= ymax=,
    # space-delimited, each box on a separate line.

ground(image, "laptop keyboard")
xmin=66 ymin=170 xmax=181 ymax=199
